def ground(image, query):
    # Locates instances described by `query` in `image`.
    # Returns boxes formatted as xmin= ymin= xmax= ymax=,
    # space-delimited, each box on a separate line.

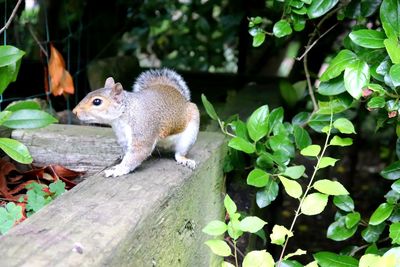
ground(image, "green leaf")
xmin=327 ymin=216 xmax=358 ymax=241
xmin=300 ymin=144 xmax=321 ymax=157
xmin=362 ymin=224 xmax=386 ymax=243
xmin=224 ymin=194 xmax=237 ymax=216
xmin=292 ymin=112 xmax=310 ymax=126
xmin=345 ymin=212 xmax=361 ymax=229
xmin=0 ymin=202 xmax=23 ymax=234
xmin=333 ymin=195 xmax=354 ymax=212
xmin=301 ymin=193 xmax=329 ymax=216
xmin=202 ymin=220 xmax=228 ymax=236
xmin=314 ymin=252 xmax=358 ymax=267
xmin=367 ymin=96 xmax=386 ymax=109
xmin=293 ymin=125 xmax=312 ymax=150
xmin=359 ymin=254 xmax=382 ymax=267
xmin=333 ymin=118 xmax=356 ymax=134
xmin=283 ymin=165 xmax=306 ymax=179
xmin=349 ymin=29 xmax=386 ymax=49
xmin=204 ymin=239 xmax=231 ymax=257
xmin=307 ymin=0 xmax=339 ymax=19
xmin=49 ymin=180 xmax=66 ymax=197
xmin=273 ymin=20 xmax=292 ymax=38
xmin=0 ymin=45 xmax=25 ymax=67
xmin=201 ymin=94 xmax=218 ymax=120
xmin=253 ymin=32 xmax=266 ymax=47
xmin=227 ymin=217 xmax=243 ymax=240
xmin=318 ymin=157 xmax=339 ymax=169
xmin=317 ymin=76 xmax=346 ymax=96
xmin=256 ymin=153 xmax=274 ymax=169
xmin=228 ymin=137 xmax=255 ymax=154
xmin=330 ymin=136 xmax=353 ymax=146
xmin=242 ymin=250 xmax=275 ymax=267
xmin=389 ymin=64 xmax=400 ymax=87
xmin=320 ymin=50 xmax=357 ymax=81
xmin=239 ymin=216 xmax=267 ymax=233
xmin=221 ymin=261 xmax=235 ymax=267
xmin=392 ymin=179 xmax=400 ymax=193
xmin=368 ymin=83 xmax=386 ymax=94
xmin=283 ymin=249 xmax=307 ymax=260
xmin=317 ymin=94 xmax=353 ymax=115
xmin=247 ymin=105 xmax=269 ymax=142
xmin=389 ymin=222 xmax=400 ymax=244
xmin=0 ymin=137 xmax=32 ymax=164
xmin=369 ymin=203 xmax=395 ymax=225
xmin=270 ymin=224 xmax=293 ymax=246
xmin=3 ymin=110 xmax=58 ymax=129
xmin=380 ymin=0 xmax=400 ymax=38
xmin=314 ymin=179 xmax=349 ymax=195
xmin=0 ymin=54 xmax=22 ymax=95
xmin=256 ymin=179 xmax=279 ymax=208
xmin=247 ymin=169 xmax=270 ymax=188
xmin=381 ymin=161 xmax=400 ymax=180
xmin=267 ymin=107 xmax=284 ymax=135
xmin=0 ymin=111 xmax=12 ymax=125
xmin=384 ymin=37 xmax=400 ymax=64
xmin=279 ymin=176 xmax=303 ymax=198
xmin=344 ymin=60 xmax=370 ymax=99
xmin=382 ymin=247 xmax=400 ymax=265
xmin=5 ymin=100 xmax=41 ymax=112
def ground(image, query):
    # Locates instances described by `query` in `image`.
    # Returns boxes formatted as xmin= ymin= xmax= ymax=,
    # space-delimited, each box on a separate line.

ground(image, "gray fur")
xmin=132 ymin=68 xmax=191 ymax=101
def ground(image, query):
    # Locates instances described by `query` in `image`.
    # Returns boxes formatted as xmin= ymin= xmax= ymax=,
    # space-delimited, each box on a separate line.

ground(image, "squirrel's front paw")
xmin=175 ymin=155 xmax=196 ymax=170
xmin=104 ymin=164 xmax=131 ymax=177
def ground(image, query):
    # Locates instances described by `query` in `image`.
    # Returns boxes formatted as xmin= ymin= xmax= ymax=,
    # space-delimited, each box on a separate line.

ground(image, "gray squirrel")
xmin=73 ymin=68 xmax=200 ymax=177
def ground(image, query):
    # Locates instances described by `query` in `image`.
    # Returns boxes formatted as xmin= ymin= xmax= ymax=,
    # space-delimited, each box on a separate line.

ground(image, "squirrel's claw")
xmin=175 ymin=155 xmax=196 ymax=170
xmin=104 ymin=164 xmax=131 ymax=177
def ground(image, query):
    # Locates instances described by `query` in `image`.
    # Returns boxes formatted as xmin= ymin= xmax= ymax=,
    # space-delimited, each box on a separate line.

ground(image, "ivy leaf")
xmin=307 ymin=0 xmax=339 ymax=19
xmin=389 ymin=64 xmax=400 ymax=87
xmin=330 ymin=136 xmax=353 ymax=146
xmin=333 ymin=195 xmax=354 ymax=212
xmin=349 ymin=29 xmax=386 ymax=49
xmin=256 ymin=179 xmax=279 ymax=208
xmin=318 ymin=157 xmax=339 ymax=169
xmin=204 ymin=239 xmax=231 ymax=257
xmin=224 ymin=194 xmax=237 ymax=216
xmin=279 ymin=176 xmax=303 ymax=198
xmin=242 ymin=250 xmax=275 ymax=267
xmin=369 ymin=203 xmax=394 ymax=225
xmin=389 ymin=222 xmax=400 ymax=244
xmin=301 ymin=193 xmax=329 ymax=216
xmin=270 ymin=224 xmax=293 ymax=246
xmin=247 ymin=105 xmax=269 ymax=142
xmin=333 ymin=118 xmax=356 ymax=134
xmin=327 ymin=216 xmax=358 ymax=241
xmin=273 ymin=20 xmax=292 ymax=38
xmin=201 ymin=94 xmax=219 ymax=120
xmin=300 ymin=145 xmax=321 ymax=157
xmin=293 ymin=125 xmax=312 ymax=150
xmin=344 ymin=60 xmax=370 ymax=99
xmin=314 ymin=179 xmax=349 ymax=195
xmin=247 ymin=169 xmax=270 ymax=188
xmin=313 ymin=252 xmax=358 ymax=267
xmin=381 ymin=161 xmax=400 ymax=180
xmin=283 ymin=165 xmax=306 ymax=179
xmin=0 ymin=138 xmax=33 ymax=164
xmin=228 ymin=137 xmax=255 ymax=154
xmin=320 ymin=50 xmax=357 ymax=81
xmin=239 ymin=216 xmax=267 ymax=233
xmin=202 ymin=220 xmax=228 ymax=236
xmin=0 ymin=202 xmax=23 ymax=234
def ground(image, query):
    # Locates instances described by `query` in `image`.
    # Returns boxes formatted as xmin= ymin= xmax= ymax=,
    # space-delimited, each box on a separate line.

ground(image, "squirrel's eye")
xmin=92 ymin=98 xmax=102 ymax=106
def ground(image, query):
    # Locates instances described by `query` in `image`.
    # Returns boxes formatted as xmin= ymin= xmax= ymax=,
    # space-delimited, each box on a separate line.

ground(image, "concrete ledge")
xmin=0 ymin=125 xmax=226 ymax=266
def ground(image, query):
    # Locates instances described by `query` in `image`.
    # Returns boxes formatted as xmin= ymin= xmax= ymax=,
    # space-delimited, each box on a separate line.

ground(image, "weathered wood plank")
xmin=1 ymin=125 xmax=226 ymax=267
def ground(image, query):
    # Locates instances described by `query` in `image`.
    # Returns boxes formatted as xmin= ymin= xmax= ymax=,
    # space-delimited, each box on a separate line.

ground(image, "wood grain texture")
xmin=1 ymin=125 xmax=226 ymax=267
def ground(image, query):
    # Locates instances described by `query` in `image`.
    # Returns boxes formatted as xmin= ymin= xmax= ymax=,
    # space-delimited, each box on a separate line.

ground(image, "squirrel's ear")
xmin=112 ymin=83 xmax=124 ymax=95
xmin=104 ymin=77 xmax=115 ymax=88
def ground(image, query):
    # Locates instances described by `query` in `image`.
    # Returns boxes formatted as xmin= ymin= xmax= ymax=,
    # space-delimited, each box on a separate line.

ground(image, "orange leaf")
xmin=48 ymin=44 xmax=75 ymax=96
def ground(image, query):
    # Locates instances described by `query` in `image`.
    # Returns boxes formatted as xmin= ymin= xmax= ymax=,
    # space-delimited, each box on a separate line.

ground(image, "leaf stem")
xmin=234 ymin=240 xmax=239 ymax=267
xmin=277 ymin=112 xmax=334 ymax=266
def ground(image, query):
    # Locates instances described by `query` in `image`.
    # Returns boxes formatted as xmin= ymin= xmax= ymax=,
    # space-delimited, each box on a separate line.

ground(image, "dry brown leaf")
xmin=48 ymin=44 xmax=75 ymax=96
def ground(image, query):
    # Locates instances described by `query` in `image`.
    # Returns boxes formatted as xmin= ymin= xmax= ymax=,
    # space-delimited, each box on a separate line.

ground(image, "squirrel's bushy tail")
xmin=132 ymin=68 xmax=191 ymax=101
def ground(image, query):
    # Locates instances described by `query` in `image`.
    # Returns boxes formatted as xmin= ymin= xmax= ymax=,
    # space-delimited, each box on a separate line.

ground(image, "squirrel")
xmin=72 ymin=68 xmax=200 ymax=177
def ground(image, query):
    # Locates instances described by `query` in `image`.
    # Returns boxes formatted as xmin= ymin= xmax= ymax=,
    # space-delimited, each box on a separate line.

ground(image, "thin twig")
xmin=226 ymin=238 xmax=245 ymax=258
xmin=27 ymin=24 xmax=48 ymax=57
xmin=0 ymin=0 xmax=23 ymax=35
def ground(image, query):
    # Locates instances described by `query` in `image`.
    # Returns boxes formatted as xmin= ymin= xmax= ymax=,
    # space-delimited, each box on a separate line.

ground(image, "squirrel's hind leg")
xmin=174 ymin=103 xmax=199 ymax=169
